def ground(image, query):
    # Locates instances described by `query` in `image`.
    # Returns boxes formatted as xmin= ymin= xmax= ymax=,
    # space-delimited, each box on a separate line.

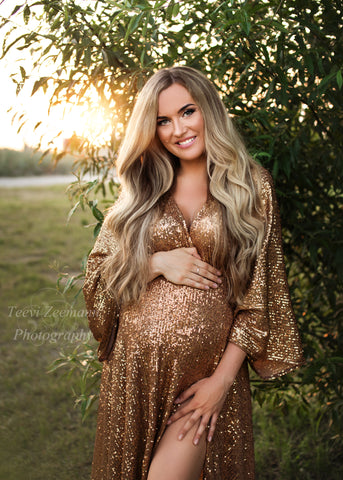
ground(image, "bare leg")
xmin=147 ymin=411 xmax=207 ymax=480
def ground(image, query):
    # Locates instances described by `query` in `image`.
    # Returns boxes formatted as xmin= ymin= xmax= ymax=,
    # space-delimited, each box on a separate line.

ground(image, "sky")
xmin=0 ymin=2 xmax=46 ymax=149
xmin=0 ymin=1 xmax=111 ymax=151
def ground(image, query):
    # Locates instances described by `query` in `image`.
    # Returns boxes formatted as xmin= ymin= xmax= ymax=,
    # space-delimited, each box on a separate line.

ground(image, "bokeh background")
xmin=0 ymin=1 xmax=342 ymax=479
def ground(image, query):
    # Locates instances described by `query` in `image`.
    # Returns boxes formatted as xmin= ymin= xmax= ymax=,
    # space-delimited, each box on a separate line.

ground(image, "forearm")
xmin=211 ymin=342 xmax=246 ymax=391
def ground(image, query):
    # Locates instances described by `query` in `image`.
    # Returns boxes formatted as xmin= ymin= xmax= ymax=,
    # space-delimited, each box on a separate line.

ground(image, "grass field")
xmin=0 ymin=185 xmax=98 ymax=480
xmin=0 ymin=184 xmax=341 ymax=479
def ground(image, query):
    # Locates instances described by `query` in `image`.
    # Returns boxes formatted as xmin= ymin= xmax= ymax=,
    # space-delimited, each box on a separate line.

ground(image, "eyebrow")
xmin=157 ymin=103 xmax=196 ymax=120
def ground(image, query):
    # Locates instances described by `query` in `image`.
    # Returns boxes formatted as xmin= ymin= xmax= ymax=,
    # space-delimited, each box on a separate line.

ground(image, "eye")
xmin=157 ymin=118 xmax=170 ymax=127
xmin=183 ymin=108 xmax=196 ymax=118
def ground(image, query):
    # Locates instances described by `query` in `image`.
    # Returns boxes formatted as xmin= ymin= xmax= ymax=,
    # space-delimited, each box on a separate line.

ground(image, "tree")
xmin=2 ymin=0 xmax=342 ymax=431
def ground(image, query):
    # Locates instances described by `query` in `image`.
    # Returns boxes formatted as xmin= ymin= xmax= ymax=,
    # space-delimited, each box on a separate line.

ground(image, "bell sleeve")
xmin=229 ymin=169 xmax=305 ymax=380
xmin=83 ymin=220 xmax=120 ymax=362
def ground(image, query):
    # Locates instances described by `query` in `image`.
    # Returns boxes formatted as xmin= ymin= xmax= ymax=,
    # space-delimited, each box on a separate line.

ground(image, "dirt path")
xmin=0 ymin=174 xmax=98 ymax=188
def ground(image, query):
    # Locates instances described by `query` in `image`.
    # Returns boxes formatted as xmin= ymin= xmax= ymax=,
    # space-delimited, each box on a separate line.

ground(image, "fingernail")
xmin=217 ymin=270 xmax=221 ymax=275
xmin=213 ymin=283 xmax=218 ymax=288
xmin=178 ymin=434 xmax=183 ymax=441
xmin=174 ymin=398 xmax=180 ymax=403
xmin=167 ymin=419 xmax=171 ymax=425
xmin=208 ymin=435 xmax=212 ymax=442
xmin=194 ymin=438 xmax=199 ymax=445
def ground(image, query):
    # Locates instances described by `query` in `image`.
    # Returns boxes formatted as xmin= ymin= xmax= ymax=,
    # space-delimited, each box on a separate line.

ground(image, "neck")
xmin=177 ymin=157 xmax=208 ymax=183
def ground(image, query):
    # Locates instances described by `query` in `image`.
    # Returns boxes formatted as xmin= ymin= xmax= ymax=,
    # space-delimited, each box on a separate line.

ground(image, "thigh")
xmin=147 ymin=411 xmax=207 ymax=480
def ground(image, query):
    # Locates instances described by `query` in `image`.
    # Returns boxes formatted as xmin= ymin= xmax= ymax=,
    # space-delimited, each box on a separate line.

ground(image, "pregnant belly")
xmin=118 ymin=277 xmax=233 ymax=362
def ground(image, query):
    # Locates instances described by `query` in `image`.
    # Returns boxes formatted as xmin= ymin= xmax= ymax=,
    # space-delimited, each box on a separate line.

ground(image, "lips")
xmin=176 ymin=136 xmax=196 ymax=147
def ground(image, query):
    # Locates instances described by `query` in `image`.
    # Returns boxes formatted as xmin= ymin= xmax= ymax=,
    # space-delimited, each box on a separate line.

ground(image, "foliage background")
xmin=1 ymin=0 xmax=342 ymax=478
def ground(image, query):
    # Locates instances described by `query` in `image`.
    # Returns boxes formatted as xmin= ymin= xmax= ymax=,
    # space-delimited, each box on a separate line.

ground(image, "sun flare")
xmin=46 ymin=101 xmax=115 ymax=150
xmin=6 ymin=78 xmax=116 ymax=152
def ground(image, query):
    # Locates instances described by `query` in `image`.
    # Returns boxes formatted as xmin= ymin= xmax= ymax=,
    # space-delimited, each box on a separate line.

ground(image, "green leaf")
xmin=124 ymin=13 xmax=143 ymax=42
xmin=91 ymin=205 xmax=104 ymax=223
xmin=1 ymin=33 xmax=27 ymax=59
xmin=259 ymin=19 xmax=288 ymax=34
xmin=23 ymin=4 xmax=30 ymax=24
xmin=67 ymin=201 xmax=80 ymax=223
xmin=166 ymin=0 xmax=175 ymax=21
xmin=93 ymin=222 xmax=102 ymax=238
xmin=62 ymin=46 xmax=73 ymax=64
xmin=172 ymin=2 xmax=180 ymax=18
xmin=141 ymin=13 xmax=149 ymax=38
xmin=11 ymin=4 xmax=24 ymax=16
xmin=330 ymin=357 xmax=343 ymax=364
xmin=31 ymin=77 xmax=49 ymax=96
xmin=19 ymin=66 xmax=26 ymax=81
xmin=64 ymin=5 xmax=69 ymax=23
xmin=84 ymin=46 xmax=91 ymax=68
xmin=336 ymin=70 xmax=342 ymax=89
xmin=272 ymin=159 xmax=279 ymax=178
xmin=140 ymin=48 xmax=145 ymax=66
xmin=317 ymin=70 xmax=337 ymax=92
xmin=63 ymin=275 xmax=75 ymax=294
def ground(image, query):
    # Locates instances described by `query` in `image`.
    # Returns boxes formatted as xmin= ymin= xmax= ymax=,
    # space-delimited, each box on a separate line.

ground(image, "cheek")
xmin=197 ymin=117 xmax=205 ymax=136
xmin=157 ymin=129 xmax=170 ymax=145
xmin=192 ymin=112 xmax=205 ymax=136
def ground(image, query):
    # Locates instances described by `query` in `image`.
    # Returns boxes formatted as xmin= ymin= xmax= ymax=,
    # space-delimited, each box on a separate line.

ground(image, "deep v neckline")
xmin=168 ymin=188 xmax=212 ymax=234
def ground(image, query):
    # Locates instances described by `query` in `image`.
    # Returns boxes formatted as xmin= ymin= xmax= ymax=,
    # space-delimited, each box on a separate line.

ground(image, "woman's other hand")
xmin=149 ymin=248 xmax=222 ymax=290
xmin=166 ymin=375 xmax=231 ymax=445
xmin=166 ymin=342 xmax=246 ymax=445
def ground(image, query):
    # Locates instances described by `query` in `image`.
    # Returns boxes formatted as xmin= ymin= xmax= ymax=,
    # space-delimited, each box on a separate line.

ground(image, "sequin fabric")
xmin=83 ymin=167 xmax=304 ymax=479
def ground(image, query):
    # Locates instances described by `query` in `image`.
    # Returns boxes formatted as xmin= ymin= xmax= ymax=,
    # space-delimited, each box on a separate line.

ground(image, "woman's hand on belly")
xmin=148 ymin=247 xmax=222 ymax=290
xmin=166 ymin=375 xmax=231 ymax=446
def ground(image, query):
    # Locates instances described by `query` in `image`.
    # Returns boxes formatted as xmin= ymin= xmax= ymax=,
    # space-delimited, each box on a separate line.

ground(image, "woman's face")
xmin=156 ymin=83 xmax=206 ymax=164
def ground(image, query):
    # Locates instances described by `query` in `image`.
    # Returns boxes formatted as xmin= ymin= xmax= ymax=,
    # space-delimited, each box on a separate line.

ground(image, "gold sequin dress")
xmin=83 ymin=168 xmax=304 ymax=479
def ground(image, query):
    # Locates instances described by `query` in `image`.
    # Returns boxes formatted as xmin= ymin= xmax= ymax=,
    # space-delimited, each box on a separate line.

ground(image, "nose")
xmin=173 ymin=118 xmax=186 ymax=138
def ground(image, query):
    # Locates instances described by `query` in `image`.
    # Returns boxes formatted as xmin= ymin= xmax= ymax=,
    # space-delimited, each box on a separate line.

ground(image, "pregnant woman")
xmin=83 ymin=65 xmax=304 ymax=480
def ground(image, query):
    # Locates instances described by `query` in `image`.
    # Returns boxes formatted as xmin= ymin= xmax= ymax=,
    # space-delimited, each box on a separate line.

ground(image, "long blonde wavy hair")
xmin=102 ymin=66 xmax=266 ymax=307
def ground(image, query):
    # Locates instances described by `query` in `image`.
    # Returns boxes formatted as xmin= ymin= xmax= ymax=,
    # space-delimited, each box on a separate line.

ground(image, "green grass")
xmin=253 ymin=401 xmax=343 ymax=479
xmin=0 ymin=184 xmax=341 ymax=479
xmin=0 ymin=185 xmax=105 ymax=480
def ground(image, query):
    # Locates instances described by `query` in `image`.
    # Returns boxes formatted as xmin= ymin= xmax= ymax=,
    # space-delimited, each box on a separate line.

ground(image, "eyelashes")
xmin=157 ymin=108 xmax=196 ymax=126
xmin=157 ymin=118 xmax=169 ymax=127
xmin=183 ymin=108 xmax=196 ymax=117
